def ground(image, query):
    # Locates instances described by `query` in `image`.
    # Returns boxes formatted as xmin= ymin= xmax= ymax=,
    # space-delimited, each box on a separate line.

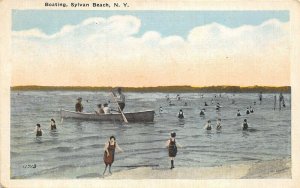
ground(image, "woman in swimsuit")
xmin=103 ymin=136 xmax=123 ymax=175
xmin=50 ymin=119 xmax=56 ymax=130
xmin=166 ymin=132 xmax=182 ymax=169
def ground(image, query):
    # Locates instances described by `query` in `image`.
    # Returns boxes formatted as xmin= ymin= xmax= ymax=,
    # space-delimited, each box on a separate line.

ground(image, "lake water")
xmin=10 ymin=91 xmax=291 ymax=179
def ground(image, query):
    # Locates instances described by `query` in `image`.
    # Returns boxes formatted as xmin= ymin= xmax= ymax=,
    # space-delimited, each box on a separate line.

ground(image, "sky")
xmin=11 ymin=10 xmax=290 ymax=87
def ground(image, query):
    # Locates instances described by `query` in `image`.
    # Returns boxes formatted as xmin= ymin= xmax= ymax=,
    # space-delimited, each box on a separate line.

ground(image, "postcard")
xmin=1 ymin=0 xmax=300 ymax=187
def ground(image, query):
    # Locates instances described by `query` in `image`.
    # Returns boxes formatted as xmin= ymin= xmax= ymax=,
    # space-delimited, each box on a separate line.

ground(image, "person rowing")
xmin=112 ymin=87 xmax=126 ymax=111
xmin=75 ymin=97 xmax=83 ymax=112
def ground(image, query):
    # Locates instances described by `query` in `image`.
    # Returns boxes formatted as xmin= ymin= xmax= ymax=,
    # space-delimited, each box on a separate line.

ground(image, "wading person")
xmin=237 ymin=109 xmax=241 ymax=116
xmin=259 ymin=92 xmax=263 ymax=105
xmin=50 ymin=119 xmax=56 ymax=130
xmin=242 ymin=119 xmax=248 ymax=130
xmin=166 ymin=132 xmax=182 ymax=169
xmin=178 ymin=109 xmax=184 ymax=119
xmin=112 ymin=87 xmax=126 ymax=111
xmin=96 ymin=104 xmax=104 ymax=114
xmin=35 ymin=124 xmax=43 ymax=137
xmin=274 ymin=95 xmax=277 ymax=110
xmin=216 ymin=118 xmax=222 ymax=130
xmin=75 ymin=97 xmax=83 ymax=112
xmin=279 ymin=93 xmax=284 ymax=110
xmin=204 ymin=120 xmax=212 ymax=130
xmin=103 ymin=136 xmax=123 ymax=175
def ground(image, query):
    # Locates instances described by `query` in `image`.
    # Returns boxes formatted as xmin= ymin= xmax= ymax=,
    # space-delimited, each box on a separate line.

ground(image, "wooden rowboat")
xmin=60 ymin=109 xmax=155 ymax=123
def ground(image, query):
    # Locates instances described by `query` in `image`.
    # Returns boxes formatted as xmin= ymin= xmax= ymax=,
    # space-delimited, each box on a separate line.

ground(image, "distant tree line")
xmin=11 ymin=85 xmax=291 ymax=93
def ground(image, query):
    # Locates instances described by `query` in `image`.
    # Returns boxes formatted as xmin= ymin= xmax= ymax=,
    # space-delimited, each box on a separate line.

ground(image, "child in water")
xmin=178 ymin=109 xmax=184 ymax=119
xmin=103 ymin=136 xmax=123 ymax=175
xmin=242 ymin=119 xmax=248 ymax=130
xmin=203 ymin=120 xmax=212 ymax=130
xmin=237 ymin=110 xmax=241 ymax=116
xmin=166 ymin=132 xmax=182 ymax=169
xmin=216 ymin=119 xmax=222 ymax=130
xmin=35 ymin=124 xmax=43 ymax=136
xmin=50 ymin=119 xmax=56 ymax=130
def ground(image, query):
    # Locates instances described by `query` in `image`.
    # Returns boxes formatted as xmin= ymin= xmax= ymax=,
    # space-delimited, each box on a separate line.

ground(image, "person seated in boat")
xmin=50 ymin=119 xmax=56 ymax=130
xmin=203 ymin=120 xmax=212 ymax=130
xmin=200 ymin=109 xmax=205 ymax=116
xmin=246 ymin=107 xmax=250 ymax=115
xmin=35 ymin=124 xmax=43 ymax=137
xmin=75 ymin=97 xmax=83 ymax=112
xmin=237 ymin=110 xmax=241 ymax=116
xmin=216 ymin=118 xmax=222 ymax=130
xmin=250 ymin=106 xmax=254 ymax=113
xmin=112 ymin=87 xmax=125 ymax=111
xmin=204 ymin=102 xmax=208 ymax=106
xmin=178 ymin=109 xmax=184 ymax=119
xmin=96 ymin=104 xmax=105 ymax=114
xmin=103 ymin=103 xmax=111 ymax=114
xmin=242 ymin=119 xmax=248 ymax=130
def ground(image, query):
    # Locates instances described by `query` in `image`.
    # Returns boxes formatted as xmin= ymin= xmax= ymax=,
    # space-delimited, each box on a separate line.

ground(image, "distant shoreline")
xmin=11 ymin=85 xmax=291 ymax=93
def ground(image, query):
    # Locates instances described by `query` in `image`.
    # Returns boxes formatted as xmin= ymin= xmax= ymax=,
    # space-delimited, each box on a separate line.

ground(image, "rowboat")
xmin=60 ymin=109 xmax=155 ymax=123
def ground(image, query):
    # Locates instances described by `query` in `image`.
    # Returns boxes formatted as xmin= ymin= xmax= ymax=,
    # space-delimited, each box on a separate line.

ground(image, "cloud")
xmin=11 ymin=15 xmax=289 ymax=86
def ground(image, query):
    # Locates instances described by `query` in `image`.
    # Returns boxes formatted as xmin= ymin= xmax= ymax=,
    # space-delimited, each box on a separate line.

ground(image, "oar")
xmin=110 ymin=92 xmax=128 ymax=123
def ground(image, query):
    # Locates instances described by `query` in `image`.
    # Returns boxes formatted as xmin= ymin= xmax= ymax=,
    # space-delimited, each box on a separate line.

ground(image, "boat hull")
xmin=60 ymin=109 xmax=155 ymax=123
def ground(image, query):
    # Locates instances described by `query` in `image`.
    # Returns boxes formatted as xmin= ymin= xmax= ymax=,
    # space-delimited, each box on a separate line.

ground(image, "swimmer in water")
xmin=50 ymin=119 xmax=56 ymax=130
xmin=204 ymin=102 xmax=208 ymax=106
xmin=242 ymin=119 xmax=248 ymax=130
xmin=250 ymin=106 xmax=254 ymax=113
xmin=246 ymin=107 xmax=250 ymax=115
xmin=35 ymin=124 xmax=43 ymax=137
xmin=177 ymin=109 xmax=184 ymax=119
xmin=216 ymin=103 xmax=221 ymax=111
xmin=237 ymin=110 xmax=241 ymax=116
xmin=200 ymin=109 xmax=205 ymax=116
xmin=216 ymin=119 xmax=222 ymax=130
xmin=203 ymin=120 xmax=212 ymax=130
xmin=184 ymin=102 xmax=188 ymax=106
xmin=159 ymin=106 xmax=163 ymax=113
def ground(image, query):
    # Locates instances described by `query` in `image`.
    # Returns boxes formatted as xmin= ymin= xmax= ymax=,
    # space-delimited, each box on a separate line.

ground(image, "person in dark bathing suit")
xmin=35 ymin=124 xmax=43 ymax=136
xmin=200 ymin=109 xmax=205 ymax=116
xmin=204 ymin=102 xmax=208 ymax=106
xmin=250 ymin=106 xmax=254 ymax=113
xmin=242 ymin=119 xmax=248 ymax=130
xmin=50 ymin=119 xmax=56 ymax=130
xmin=237 ymin=110 xmax=241 ymax=116
xmin=75 ymin=97 xmax=83 ymax=112
xmin=246 ymin=107 xmax=250 ymax=115
xmin=103 ymin=136 xmax=123 ymax=175
xmin=178 ymin=109 xmax=184 ymax=119
xmin=166 ymin=132 xmax=182 ymax=169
